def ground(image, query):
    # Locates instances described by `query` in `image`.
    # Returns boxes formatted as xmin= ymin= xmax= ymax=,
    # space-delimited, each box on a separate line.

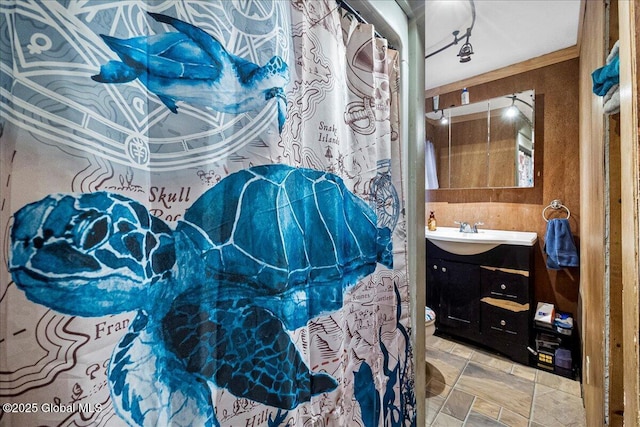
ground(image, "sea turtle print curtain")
xmin=0 ymin=1 xmax=414 ymax=426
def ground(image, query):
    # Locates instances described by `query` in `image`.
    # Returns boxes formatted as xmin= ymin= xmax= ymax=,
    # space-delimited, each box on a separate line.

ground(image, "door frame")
xmin=619 ymin=1 xmax=640 ymax=425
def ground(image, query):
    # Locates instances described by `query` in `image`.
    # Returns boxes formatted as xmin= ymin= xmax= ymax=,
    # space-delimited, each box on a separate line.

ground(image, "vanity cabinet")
xmin=428 ymin=260 xmax=481 ymax=341
xmin=426 ymin=239 xmax=535 ymax=365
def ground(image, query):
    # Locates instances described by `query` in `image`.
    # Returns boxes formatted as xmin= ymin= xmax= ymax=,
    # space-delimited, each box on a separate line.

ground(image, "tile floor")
xmin=425 ymin=334 xmax=587 ymax=426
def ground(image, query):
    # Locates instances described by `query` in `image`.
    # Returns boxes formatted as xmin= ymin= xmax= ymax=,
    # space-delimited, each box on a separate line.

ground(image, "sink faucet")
xmin=455 ymin=221 xmax=484 ymax=233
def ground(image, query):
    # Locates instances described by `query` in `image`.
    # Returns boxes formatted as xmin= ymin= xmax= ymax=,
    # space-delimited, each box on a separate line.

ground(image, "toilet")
xmin=425 ymin=306 xmax=436 ymax=338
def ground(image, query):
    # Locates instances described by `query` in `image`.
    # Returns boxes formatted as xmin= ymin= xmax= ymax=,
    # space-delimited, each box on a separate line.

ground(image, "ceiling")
xmin=424 ymin=0 xmax=582 ymax=91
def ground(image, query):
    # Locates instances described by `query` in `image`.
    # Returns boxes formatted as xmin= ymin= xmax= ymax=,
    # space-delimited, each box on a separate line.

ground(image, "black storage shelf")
xmin=531 ymin=323 xmax=580 ymax=380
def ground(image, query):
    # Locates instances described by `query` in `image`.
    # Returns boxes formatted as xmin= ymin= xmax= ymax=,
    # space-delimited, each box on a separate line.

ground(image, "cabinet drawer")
xmin=481 ymin=302 xmax=529 ymax=340
xmin=481 ymin=267 xmax=529 ymax=302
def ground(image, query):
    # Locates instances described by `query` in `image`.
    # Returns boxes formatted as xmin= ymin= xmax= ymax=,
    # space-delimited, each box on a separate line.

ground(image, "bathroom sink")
xmin=425 ymin=226 xmax=538 ymax=255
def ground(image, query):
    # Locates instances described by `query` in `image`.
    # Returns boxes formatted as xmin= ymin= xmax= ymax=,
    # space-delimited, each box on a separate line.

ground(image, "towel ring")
xmin=542 ymin=199 xmax=571 ymax=222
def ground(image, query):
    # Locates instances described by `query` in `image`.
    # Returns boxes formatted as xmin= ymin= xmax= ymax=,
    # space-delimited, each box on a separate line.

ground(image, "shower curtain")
xmin=424 ymin=140 xmax=439 ymax=189
xmin=0 ymin=1 xmax=414 ymax=426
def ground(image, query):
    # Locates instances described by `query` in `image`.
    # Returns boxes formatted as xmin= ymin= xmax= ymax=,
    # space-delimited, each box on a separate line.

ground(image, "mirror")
xmin=425 ymin=90 xmax=535 ymax=189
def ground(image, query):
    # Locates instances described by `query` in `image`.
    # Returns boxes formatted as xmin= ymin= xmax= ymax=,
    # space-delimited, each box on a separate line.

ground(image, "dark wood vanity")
xmin=426 ymin=239 xmax=535 ymax=365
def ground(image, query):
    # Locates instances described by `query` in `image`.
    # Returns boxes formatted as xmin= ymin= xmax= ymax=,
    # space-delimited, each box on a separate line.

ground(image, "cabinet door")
xmin=437 ymin=260 xmax=481 ymax=332
xmin=426 ymin=258 xmax=441 ymax=310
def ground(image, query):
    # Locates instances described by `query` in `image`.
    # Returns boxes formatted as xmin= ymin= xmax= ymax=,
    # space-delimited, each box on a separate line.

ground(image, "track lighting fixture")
xmin=439 ymin=109 xmax=448 ymax=125
xmin=505 ymin=96 xmax=518 ymax=118
xmin=457 ymin=34 xmax=474 ymax=63
xmin=425 ymin=0 xmax=476 ymax=63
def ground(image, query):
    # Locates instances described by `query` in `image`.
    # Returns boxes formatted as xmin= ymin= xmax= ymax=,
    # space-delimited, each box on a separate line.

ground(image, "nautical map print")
xmin=8 ymin=165 xmax=393 ymax=426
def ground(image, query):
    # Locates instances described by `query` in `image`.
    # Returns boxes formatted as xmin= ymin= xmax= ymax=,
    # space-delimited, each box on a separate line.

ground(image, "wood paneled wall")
xmin=425 ymin=59 xmax=581 ymax=318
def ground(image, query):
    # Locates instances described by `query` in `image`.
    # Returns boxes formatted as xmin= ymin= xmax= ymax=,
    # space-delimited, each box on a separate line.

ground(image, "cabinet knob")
xmin=500 ymin=320 xmax=506 ymax=326
xmin=441 ymin=267 xmax=447 ymax=272
xmin=433 ymin=265 xmax=438 ymax=270
xmin=500 ymin=284 xmax=506 ymax=290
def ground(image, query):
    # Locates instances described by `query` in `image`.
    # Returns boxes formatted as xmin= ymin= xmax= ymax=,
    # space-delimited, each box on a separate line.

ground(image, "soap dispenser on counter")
xmin=428 ymin=211 xmax=437 ymax=231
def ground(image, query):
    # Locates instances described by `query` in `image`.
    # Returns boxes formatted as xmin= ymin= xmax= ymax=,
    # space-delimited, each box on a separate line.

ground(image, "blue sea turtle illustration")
xmin=92 ymin=12 xmax=289 ymax=132
xmin=9 ymin=164 xmax=392 ymax=426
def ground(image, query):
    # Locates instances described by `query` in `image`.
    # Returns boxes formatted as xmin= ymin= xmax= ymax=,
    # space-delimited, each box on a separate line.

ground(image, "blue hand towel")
xmin=592 ymin=55 xmax=619 ymax=96
xmin=544 ymin=218 xmax=579 ymax=270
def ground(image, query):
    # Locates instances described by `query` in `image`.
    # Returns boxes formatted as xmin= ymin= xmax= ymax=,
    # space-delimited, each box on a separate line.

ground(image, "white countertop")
xmin=425 ymin=226 xmax=538 ymax=255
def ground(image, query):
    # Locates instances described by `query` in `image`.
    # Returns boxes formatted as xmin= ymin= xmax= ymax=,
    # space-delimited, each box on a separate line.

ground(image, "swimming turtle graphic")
xmin=9 ymin=164 xmax=393 ymax=426
xmin=92 ymin=12 xmax=289 ymax=132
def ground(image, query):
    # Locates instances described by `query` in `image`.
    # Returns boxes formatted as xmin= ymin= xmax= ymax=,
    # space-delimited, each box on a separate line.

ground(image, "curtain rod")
xmin=337 ymin=0 xmax=393 ymax=49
